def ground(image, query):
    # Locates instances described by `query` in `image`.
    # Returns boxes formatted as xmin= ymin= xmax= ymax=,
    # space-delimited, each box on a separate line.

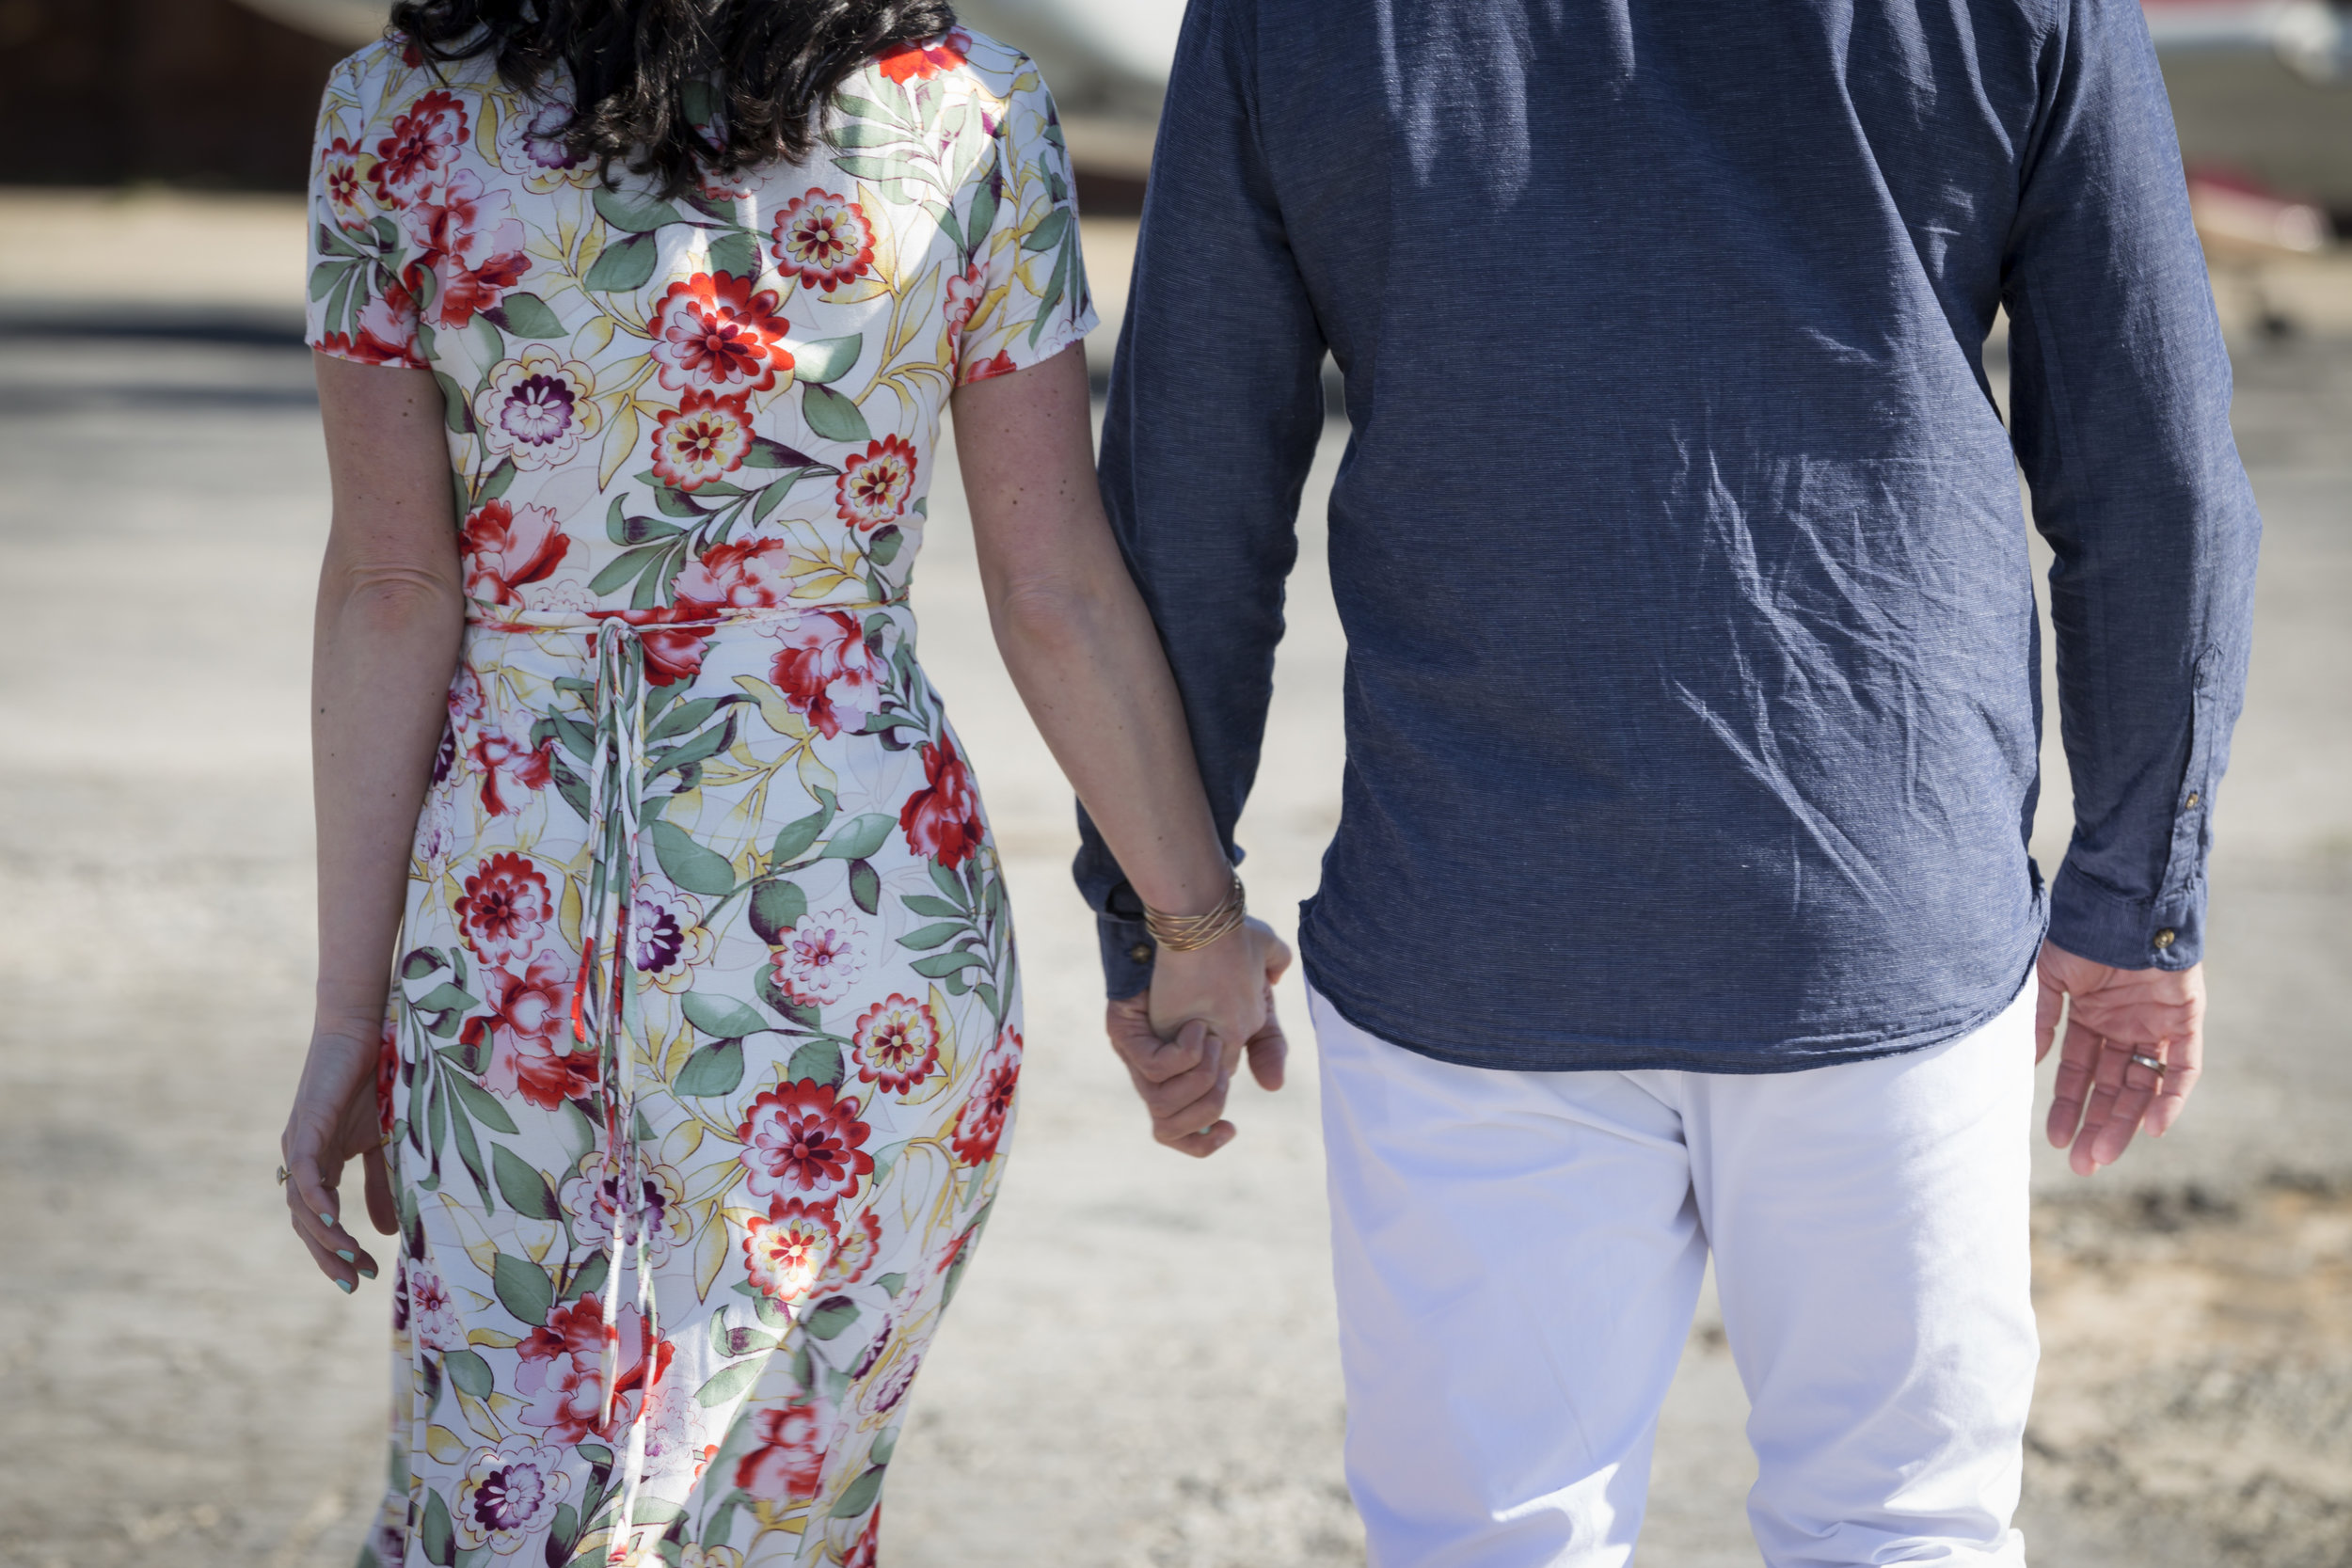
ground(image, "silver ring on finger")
xmin=2125 ymin=1053 xmax=2165 ymax=1075
xmin=276 ymin=1164 xmax=290 ymax=1185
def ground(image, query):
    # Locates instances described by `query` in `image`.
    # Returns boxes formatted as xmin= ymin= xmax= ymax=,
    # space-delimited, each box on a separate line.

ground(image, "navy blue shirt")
xmin=1076 ymin=0 xmax=2260 ymax=1070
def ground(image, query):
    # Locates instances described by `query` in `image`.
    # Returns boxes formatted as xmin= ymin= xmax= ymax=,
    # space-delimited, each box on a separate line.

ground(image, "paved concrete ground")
xmin=0 ymin=193 xmax=2346 ymax=1567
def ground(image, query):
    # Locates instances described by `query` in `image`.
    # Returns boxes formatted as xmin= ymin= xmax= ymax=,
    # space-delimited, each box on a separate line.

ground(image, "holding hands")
xmin=1108 ymin=917 xmax=1294 ymax=1158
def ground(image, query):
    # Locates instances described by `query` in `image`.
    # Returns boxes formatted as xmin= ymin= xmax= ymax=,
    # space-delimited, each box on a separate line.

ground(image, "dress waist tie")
xmin=463 ymin=598 xmax=902 ymax=1547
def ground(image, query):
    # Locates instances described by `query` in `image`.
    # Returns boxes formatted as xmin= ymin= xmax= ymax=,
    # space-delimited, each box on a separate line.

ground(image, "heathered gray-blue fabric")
xmin=1073 ymin=0 xmax=2261 ymax=1071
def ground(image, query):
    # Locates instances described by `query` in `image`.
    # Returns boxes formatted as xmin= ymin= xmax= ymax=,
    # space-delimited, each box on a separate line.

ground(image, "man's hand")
xmin=1106 ymin=917 xmax=1293 ymax=1157
xmin=2037 ymin=938 xmax=2205 ymax=1176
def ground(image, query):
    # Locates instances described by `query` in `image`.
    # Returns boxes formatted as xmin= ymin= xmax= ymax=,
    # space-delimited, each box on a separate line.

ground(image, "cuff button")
xmin=2185 ymin=792 xmax=2201 ymax=810
xmin=1127 ymin=942 xmax=1154 ymax=964
xmin=2153 ymin=928 xmax=2177 ymax=950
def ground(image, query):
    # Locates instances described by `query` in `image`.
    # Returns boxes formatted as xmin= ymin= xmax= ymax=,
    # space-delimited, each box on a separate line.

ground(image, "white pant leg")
xmin=1312 ymin=989 xmax=1707 ymax=1568
xmin=1682 ymin=984 xmax=2040 ymax=1566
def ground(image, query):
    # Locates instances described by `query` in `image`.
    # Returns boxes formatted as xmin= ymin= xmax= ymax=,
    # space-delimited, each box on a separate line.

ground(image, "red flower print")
xmin=841 ymin=1511 xmax=882 ymax=1568
xmin=898 ymin=734 xmax=985 ymax=868
xmin=830 ymin=1205 xmax=883 ymax=1286
xmin=850 ymin=994 xmax=941 ymax=1094
xmin=648 ymin=389 xmax=754 ymax=492
xmin=649 ymin=273 xmax=795 ymax=394
xmin=742 ymin=1197 xmax=838 ymax=1306
xmin=590 ymin=607 xmax=711 ymax=688
xmin=737 ymin=1081 xmax=874 ymax=1209
xmin=459 ymin=499 xmax=571 ymax=605
xmin=961 ymin=349 xmax=1019 ymax=384
xmin=375 ymin=1018 xmax=398 ymax=1139
xmin=942 ymin=261 xmax=985 ymax=350
xmin=319 ymin=135 xmax=375 ymax=229
xmin=834 ymin=436 xmax=916 ymax=531
xmin=874 ymin=28 xmax=971 ymax=84
xmin=735 ymin=1398 xmax=826 ymax=1501
xmin=770 ymin=190 xmax=876 ymax=293
xmin=515 ymin=1297 xmax=672 ymax=1443
xmin=317 ymin=281 xmax=421 ymax=367
xmin=369 ymin=87 xmax=468 ymax=209
xmin=948 ymin=1027 xmax=1022 ymax=1166
xmin=767 ymin=610 xmax=882 ymax=739
xmin=453 ymin=851 xmax=554 ymax=967
xmin=400 ymin=168 xmax=532 ymax=329
xmin=465 ymin=721 xmax=554 ymax=816
xmin=673 ymin=537 xmax=794 ymax=614
xmin=462 ymin=950 xmax=596 ymax=1110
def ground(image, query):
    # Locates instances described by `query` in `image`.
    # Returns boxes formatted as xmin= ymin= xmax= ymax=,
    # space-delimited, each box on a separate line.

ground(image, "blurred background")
xmin=1 ymin=1 xmax=2347 ymax=1565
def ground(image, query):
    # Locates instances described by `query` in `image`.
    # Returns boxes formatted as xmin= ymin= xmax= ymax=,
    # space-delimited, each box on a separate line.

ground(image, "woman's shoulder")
xmin=326 ymin=31 xmax=501 ymax=118
xmin=850 ymin=25 xmax=1054 ymax=108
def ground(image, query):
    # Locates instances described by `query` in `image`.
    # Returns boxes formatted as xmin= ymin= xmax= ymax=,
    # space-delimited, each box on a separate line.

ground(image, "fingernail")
xmin=319 ymin=1212 xmax=336 ymax=1227
xmin=336 ymin=1278 xmax=355 ymax=1293
xmin=359 ymin=1263 xmax=378 ymax=1279
xmin=336 ymin=1249 xmax=357 ymax=1262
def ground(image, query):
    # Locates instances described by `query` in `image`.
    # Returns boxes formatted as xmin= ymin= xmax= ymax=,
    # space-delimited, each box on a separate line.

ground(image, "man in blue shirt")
xmin=1080 ymin=0 xmax=2258 ymax=1560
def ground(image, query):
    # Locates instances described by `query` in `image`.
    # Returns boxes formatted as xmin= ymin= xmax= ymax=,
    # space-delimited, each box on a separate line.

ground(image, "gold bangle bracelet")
xmin=1142 ymin=874 xmax=1248 ymax=953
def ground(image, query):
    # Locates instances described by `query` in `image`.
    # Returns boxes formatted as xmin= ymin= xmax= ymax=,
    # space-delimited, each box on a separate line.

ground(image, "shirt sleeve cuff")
xmin=1097 ymin=911 xmax=1155 ymax=1000
xmin=2047 ymin=858 xmax=2205 ymax=972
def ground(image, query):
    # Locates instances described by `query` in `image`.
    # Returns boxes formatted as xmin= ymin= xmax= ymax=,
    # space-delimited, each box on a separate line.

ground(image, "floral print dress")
xmin=304 ymin=29 xmax=1090 ymax=1568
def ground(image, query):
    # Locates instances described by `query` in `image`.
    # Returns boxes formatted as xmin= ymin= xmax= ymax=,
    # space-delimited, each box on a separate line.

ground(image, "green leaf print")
xmin=832 ymin=92 xmax=904 ymax=129
xmin=592 ymin=185 xmax=681 ymax=234
xmin=681 ymin=990 xmax=767 ymax=1039
xmin=474 ymin=457 xmax=517 ymax=506
xmin=819 ymin=813 xmax=896 ymax=861
xmin=589 ymin=543 xmax=668 ymax=596
xmin=786 ymin=1038 xmax=843 ymax=1088
xmin=583 ymin=230 xmax=662 ymax=292
xmin=492 ymin=1252 xmax=554 ymax=1327
xmin=900 ymin=895 xmax=963 ymax=920
xmin=547 ymin=1504 xmax=580 ymax=1563
xmin=646 ymin=696 xmax=729 ymax=742
xmin=875 ymin=1271 xmax=906 ymax=1299
xmin=562 ymin=1249 xmax=610 ymax=1304
xmin=671 ymin=1045 xmax=746 ymax=1102
xmin=1021 ymin=208 xmax=1072 ymax=254
xmin=491 ymin=291 xmax=564 ymax=339
xmin=650 ymin=819 xmax=738 ymax=897
xmin=747 ymin=878 xmax=808 ymax=943
xmin=694 ymin=1358 xmax=764 ymax=1408
xmin=866 ymin=524 xmax=903 ymax=567
xmin=402 ymin=948 xmax=448 ymax=981
xmin=847 ymin=858 xmax=882 ymax=915
xmin=447 ymin=1093 xmax=494 ymax=1208
xmin=630 ymin=1499 xmax=689 ymax=1527
xmin=801 ymin=383 xmax=871 ymax=444
xmin=433 ymin=371 xmax=474 ymax=435
xmin=699 ymin=1494 xmax=743 ymax=1552
xmin=792 ymin=334 xmax=864 ymax=387
xmin=410 ymin=982 xmax=479 ymax=1037
xmin=910 ymin=949 xmax=986 ymax=979
xmin=895 ymin=921 xmax=965 ymax=951
xmin=493 ymin=1144 xmax=563 ymax=1221
xmin=830 ymin=1466 xmax=887 ymax=1519
xmin=709 ymin=229 xmax=759 ymax=279
xmin=441 ymin=1348 xmax=496 ymax=1399
xmin=802 ymin=1296 xmax=859 ymax=1340
xmin=768 ymin=804 xmax=834 ymax=866
xmin=421 ymin=1490 xmax=457 ymax=1567
xmin=648 ymin=714 xmax=739 ymax=780
xmin=742 ymin=434 xmax=827 ymax=470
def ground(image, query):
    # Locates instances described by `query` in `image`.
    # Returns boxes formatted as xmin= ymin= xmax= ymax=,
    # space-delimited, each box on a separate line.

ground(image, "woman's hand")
xmin=1108 ymin=917 xmax=1294 ymax=1156
xmin=280 ymin=1018 xmax=399 ymax=1291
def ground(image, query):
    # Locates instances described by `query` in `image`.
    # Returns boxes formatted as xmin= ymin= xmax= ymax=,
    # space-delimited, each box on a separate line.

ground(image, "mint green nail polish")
xmin=337 ymin=1249 xmax=356 ymax=1262
xmin=337 ymin=1277 xmax=355 ymax=1293
xmin=359 ymin=1263 xmax=379 ymax=1279
xmin=319 ymin=1212 xmax=336 ymax=1227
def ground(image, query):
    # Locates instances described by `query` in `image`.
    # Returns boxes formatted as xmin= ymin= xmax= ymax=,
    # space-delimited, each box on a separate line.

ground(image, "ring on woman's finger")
xmin=2125 ymin=1053 xmax=2165 ymax=1075
xmin=276 ymin=1164 xmax=291 ymax=1185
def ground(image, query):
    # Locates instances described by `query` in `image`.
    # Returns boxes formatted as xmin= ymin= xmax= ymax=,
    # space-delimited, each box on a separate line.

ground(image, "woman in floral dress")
xmin=275 ymin=5 xmax=1281 ymax=1565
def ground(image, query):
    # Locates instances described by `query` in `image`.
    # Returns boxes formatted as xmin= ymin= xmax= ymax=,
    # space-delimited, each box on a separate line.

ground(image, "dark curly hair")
xmin=387 ymin=0 xmax=960 ymax=197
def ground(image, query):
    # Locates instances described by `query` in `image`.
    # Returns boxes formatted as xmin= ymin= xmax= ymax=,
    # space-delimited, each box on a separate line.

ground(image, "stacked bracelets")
xmin=1141 ymin=873 xmax=1248 ymax=952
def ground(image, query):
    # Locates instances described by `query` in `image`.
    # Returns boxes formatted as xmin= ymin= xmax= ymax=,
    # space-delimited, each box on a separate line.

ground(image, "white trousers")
xmin=1311 ymin=983 xmax=2039 ymax=1567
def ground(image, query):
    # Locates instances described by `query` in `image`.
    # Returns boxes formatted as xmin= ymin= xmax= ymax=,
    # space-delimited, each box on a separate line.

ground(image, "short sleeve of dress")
xmin=305 ymin=51 xmax=426 ymax=369
xmin=953 ymin=62 xmax=1096 ymax=383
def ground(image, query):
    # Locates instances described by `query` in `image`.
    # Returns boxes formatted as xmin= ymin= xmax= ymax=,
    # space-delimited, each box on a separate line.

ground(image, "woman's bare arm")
xmin=953 ymin=344 xmax=1288 ymax=1157
xmin=281 ymin=354 xmax=466 ymax=1287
